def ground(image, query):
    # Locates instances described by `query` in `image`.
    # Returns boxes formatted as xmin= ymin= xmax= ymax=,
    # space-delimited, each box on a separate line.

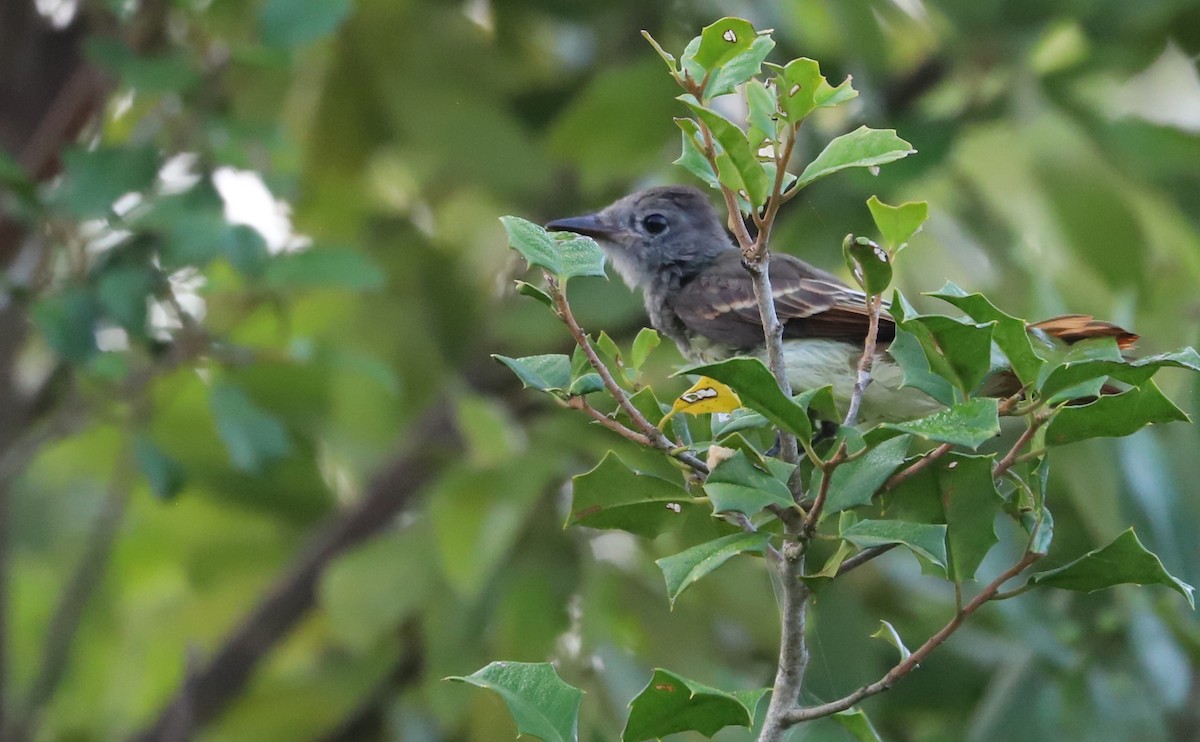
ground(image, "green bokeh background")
xmin=4 ymin=0 xmax=1200 ymax=739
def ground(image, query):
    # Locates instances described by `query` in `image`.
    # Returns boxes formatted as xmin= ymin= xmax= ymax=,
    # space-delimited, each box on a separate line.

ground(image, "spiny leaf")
xmin=774 ymin=57 xmax=857 ymax=122
xmin=841 ymin=518 xmax=948 ymax=568
xmin=656 ymin=531 xmax=771 ymax=606
xmin=1030 ymin=528 xmax=1194 ymax=607
xmin=447 ymin=661 xmax=582 ymax=742
xmin=569 ymin=452 xmax=699 ymax=537
xmin=884 ymin=398 xmax=1001 ymax=450
xmin=704 ymin=450 xmax=795 ymax=515
xmin=866 ymin=196 xmax=928 ymax=253
xmin=623 ymin=668 xmax=762 ymax=741
xmin=1045 ymin=381 xmax=1189 ymax=446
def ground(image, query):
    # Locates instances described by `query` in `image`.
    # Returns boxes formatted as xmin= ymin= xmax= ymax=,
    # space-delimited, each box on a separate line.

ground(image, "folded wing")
xmin=670 ymin=251 xmax=893 ymax=349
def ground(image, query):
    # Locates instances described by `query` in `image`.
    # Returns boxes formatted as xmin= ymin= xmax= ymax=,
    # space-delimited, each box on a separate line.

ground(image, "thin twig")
xmin=743 ymin=259 xmax=800 ymax=468
xmin=801 ymin=444 xmax=846 ymax=535
xmin=992 ymin=416 xmax=1045 ymax=480
xmin=750 ymin=132 xmax=797 ymax=256
xmin=835 ymin=544 xmax=897 ymax=577
xmin=843 ymin=294 xmax=884 ymax=427
xmin=780 ymin=551 xmax=1041 ymax=725
xmin=883 ymin=442 xmax=953 ymax=491
xmin=730 ymin=513 xmax=783 ymax=561
xmin=565 ymin=397 xmax=652 ymax=447
xmin=552 ymin=286 xmax=709 ymax=475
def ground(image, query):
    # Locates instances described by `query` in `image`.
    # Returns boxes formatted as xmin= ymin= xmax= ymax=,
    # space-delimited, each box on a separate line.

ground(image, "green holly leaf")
xmin=623 ymin=668 xmax=762 ymax=741
xmin=685 ymin=17 xmax=758 ymax=77
xmin=866 ymin=196 xmax=928 ymax=253
xmin=942 ymin=455 xmax=1003 ymax=581
xmin=569 ymin=453 xmax=699 ymax=537
xmin=822 ymin=434 xmax=911 ymax=515
xmin=492 ymin=354 xmax=572 ymax=397
xmin=841 ymin=518 xmax=948 ymax=568
xmin=884 ymin=398 xmax=1001 ymax=450
xmin=1030 ymin=528 xmax=1194 ymax=607
xmin=704 ymin=450 xmax=795 ymax=515
xmin=774 ymin=57 xmax=857 ymax=122
xmin=927 ymin=284 xmax=1043 ymax=387
xmin=500 ymin=216 xmax=607 ymax=284
xmin=705 ymin=35 xmax=775 ymax=98
xmin=656 ymin=531 xmax=771 ymax=606
xmin=448 ymin=662 xmax=582 ymax=742
xmin=681 ymin=97 xmax=771 ymax=208
xmin=1045 ymin=381 xmax=1189 ymax=446
xmin=1038 ymin=347 xmax=1200 ymax=401
xmin=890 ymin=295 xmax=996 ymax=396
xmin=675 ymin=119 xmax=721 ymax=190
xmin=843 ymin=234 xmax=893 ymax=295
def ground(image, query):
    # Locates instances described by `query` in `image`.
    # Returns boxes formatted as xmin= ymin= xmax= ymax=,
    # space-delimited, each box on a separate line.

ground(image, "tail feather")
xmin=1029 ymin=314 xmax=1139 ymax=350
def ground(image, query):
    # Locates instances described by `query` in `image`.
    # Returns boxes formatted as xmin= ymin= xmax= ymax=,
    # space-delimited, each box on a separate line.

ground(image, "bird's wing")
xmin=671 ymin=251 xmax=895 ymax=348
xmin=1028 ymin=314 xmax=1139 ymax=350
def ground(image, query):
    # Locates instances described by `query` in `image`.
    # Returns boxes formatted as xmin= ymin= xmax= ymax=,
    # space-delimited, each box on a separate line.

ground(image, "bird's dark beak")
xmin=545 ymin=213 xmax=619 ymax=240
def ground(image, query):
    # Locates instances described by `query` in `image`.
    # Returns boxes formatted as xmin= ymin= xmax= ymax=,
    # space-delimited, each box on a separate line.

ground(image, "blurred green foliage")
xmin=3 ymin=0 xmax=1200 ymax=740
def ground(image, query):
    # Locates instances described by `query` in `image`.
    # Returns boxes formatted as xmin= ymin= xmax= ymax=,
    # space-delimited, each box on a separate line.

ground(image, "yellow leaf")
xmin=658 ymin=377 xmax=743 ymax=430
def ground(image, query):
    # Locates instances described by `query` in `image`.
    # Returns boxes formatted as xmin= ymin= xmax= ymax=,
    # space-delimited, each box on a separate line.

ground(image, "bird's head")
xmin=546 ymin=185 xmax=733 ymax=290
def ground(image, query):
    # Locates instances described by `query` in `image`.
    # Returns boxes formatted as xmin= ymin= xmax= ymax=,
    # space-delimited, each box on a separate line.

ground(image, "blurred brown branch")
xmin=129 ymin=403 xmax=459 ymax=741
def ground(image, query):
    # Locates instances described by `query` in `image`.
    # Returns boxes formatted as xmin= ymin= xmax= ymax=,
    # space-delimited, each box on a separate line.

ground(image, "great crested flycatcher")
xmin=546 ymin=185 xmax=1136 ymax=424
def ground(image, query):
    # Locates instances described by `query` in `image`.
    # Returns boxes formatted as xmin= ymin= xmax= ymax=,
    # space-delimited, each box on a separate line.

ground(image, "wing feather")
xmin=671 ymin=252 xmax=895 ymax=348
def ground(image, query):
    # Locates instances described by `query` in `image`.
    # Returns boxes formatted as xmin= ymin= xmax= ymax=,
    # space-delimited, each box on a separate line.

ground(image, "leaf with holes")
xmin=773 ymin=57 xmax=857 ymax=122
xmin=681 ymin=97 xmax=770 ymax=208
xmin=570 ymin=453 xmax=699 ymax=537
xmin=795 ymin=127 xmax=915 ymax=189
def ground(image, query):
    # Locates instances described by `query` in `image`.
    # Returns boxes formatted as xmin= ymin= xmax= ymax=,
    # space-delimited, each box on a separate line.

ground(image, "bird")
xmin=545 ymin=185 xmax=1137 ymax=424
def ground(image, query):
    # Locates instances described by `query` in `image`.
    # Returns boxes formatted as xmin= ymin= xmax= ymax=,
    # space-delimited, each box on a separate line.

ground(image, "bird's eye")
xmin=642 ymin=213 xmax=669 ymax=235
